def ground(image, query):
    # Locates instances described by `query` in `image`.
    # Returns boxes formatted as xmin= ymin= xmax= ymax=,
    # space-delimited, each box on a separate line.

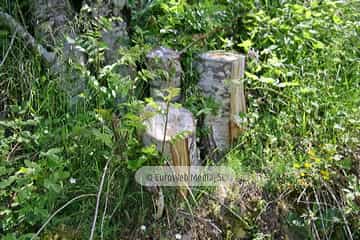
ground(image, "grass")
xmin=1 ymin=0 xmax=359 ymax=239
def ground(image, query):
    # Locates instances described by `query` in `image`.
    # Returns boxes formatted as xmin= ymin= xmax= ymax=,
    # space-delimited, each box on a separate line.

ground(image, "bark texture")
xmin=33 ymin=0 xmax=75 ymax=47
xmin=84 ymin=0 xmax=130 ymax=66
xmin=0 ymin=10 xmax=56 ymax=65
xmin=146 ymin=47 xmax=182 ymax=101
xmin=197 ymin=50 xmax=246 ymax=156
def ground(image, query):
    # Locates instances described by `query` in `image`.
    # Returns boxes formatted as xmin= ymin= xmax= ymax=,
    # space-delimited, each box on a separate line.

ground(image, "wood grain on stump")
xmin=197 ymin=50 xmax=246 ymax=155
xmin=142 ymin=102 xmax=199 ymax=195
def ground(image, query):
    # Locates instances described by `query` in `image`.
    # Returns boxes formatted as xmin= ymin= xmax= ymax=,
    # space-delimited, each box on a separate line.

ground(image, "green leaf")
xmin=95 ymin=109 xmax=113 ymax=122
xmin=237 ymin=39 xmax=252 ymax=52
xmin=127 ymin=156 xmax=147 ymax=170
xmin=44 ymin=179 xmax=61 ymax=193
xmin=337 ymin=159 xmax=352 ymax=170
xmin=0 ymin=176 xmax=17 ymax=189
xmin=91 ymin=129 xmax=113 ymax=148
xmin=332 ymin=15 xmax=342 ymax=24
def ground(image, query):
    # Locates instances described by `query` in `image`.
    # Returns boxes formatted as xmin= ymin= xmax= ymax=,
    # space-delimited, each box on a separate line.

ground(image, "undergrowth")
xmin=0 ymin=0 xmax=359 ymax=239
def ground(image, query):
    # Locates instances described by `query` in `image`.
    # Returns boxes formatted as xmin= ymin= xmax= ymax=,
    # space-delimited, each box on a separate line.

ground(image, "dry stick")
xmin=100 ymin=166 xmax=121 ymax=240
xmin=89 ymin=159 xmax=111 ymax=240
xmin=154 ymin=188 xmax=165 ymax=220
xmin=152 ymin=101 xmax=171 ymax=220
xmin=160 ymin=101 xmax=171 ymax=156
xmin=322 ymin=181 xmax=353 ymax=240
xmin=296 ymin=200 xmax=336 ymax=208
xmin=0 ymin=30 xmax=17 ymax=68
xmin=312 ymin=187 xmax=330 ymax=240
xmin=100 ymin=169 xmax=111 ymax=240
xmin=178 ymin=210 xmax=222 ymax=234
xmin=31 ymin=194 xmax=96 ymax=240
xmin=6 ymin=142 xmax=20 ymax=161
xmin=305 ymin=194 xmax=321 ymax=240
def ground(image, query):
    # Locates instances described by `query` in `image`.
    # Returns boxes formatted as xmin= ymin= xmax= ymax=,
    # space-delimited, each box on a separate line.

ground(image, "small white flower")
xmin=69 ymin=177 xmax=77 ymax=184
xmin=175 ymin=233 xmax=182 ymax=239
xmin=333 ymin=154 xmax=343 ymax=161
xmin=140 ymin=225 xmax=146 ymax=231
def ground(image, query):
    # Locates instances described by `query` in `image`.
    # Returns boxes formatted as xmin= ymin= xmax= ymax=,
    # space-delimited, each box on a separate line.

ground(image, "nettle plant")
xmin=0 ymin=116 xmax=70 ymax=235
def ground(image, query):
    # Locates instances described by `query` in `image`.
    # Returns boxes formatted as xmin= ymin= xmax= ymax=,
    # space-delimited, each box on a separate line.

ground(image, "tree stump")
xmin=33 ymin=0 xmax=75 ymax=47
xmin=83 ymin=1 xmax=130 ymax=67
xmin=146 ymin=47 xmax=182 ymax=101
xmin=142 ymin=102 xmax=198 ymax=166
xmin=197 ymin=50 xmax=246 ymax=155
xmin=142 ymin=102 xmax=199 ymax=196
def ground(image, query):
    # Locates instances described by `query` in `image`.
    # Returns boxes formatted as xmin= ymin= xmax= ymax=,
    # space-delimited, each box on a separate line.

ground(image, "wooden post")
xmin=146 ymin=47 xmax=182 ymax=101
xmin=142 ymin=102 xmax=199 ymax=195
xmin=197 ymin=50 xmax=246 ymax=155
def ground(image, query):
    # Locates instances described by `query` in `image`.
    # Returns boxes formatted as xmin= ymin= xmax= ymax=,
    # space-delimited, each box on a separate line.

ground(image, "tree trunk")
xmin=142 ymin=102 xmax=199 ymax=196
xmin=142 ymin=102 xmax=199 ymax=166
xmin=32 ymin=0 xmax=75 ymax=48
xmin=84 ymin=0 xmax=130 ymax=66
xmin=197 ymin=50 xmax=246 ymax=159
xmin=146 ymin=47 xmax=182 ymax=101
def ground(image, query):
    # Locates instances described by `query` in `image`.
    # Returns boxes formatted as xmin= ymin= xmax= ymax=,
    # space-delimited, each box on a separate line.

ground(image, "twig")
xmin=178 ymin=26 xmax=222 ymax=55
xmin=89 ymin=158 xmax=111 ymax=240
xmin=31 ymin=194 xmax=96 ymax=240
xmin=312 ymin=186 xmax=329 ymax=240
xmin=100 ymin=168 xmax=111 ymax=240
xmin=322 ymin=181 xmax=353 ymax=240
xmin=0 ymin=30 xmax=17 ymax=68
xmin=6 ymin=142 xmax=20 ymax=161
xmin=100 ymin=166 xmax=121 ymax=239
xmin=304 ymin=194 xmax=321 ymax=240
xmin=160 ymin=101 xmax=171 ymax=156
xmin=179 ymin=210 xmax=222 ymax=234
xmin=154 ymin=100 xmax=172 ymax=220
xmin=153 ymin=187 xmax=164 ymax=220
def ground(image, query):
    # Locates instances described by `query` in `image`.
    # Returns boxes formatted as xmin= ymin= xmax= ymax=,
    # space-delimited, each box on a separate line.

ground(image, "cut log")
xmin=142 ymin=102 xmax=198 ymax=166
xmin=146 ymin=47 xmax=182 ymax=101
xmin=142 ymin=102 xmax=199 ymax=196
xmin=197 ymin=50 xmax=246 ymax=155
